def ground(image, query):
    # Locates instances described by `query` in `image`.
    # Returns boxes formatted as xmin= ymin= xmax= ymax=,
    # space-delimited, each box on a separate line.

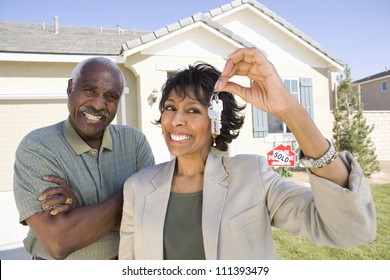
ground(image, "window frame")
xmin=381 ymin=81 xmax=388 ymax=92
xmin=277 ymin=78 xmax=299 ymax=133
xmin=252 ymin=77 xmax=313 ymax=141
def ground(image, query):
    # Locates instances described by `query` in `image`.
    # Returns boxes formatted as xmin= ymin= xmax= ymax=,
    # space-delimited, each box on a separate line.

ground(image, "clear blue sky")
xmin=1 ymin=0 xmax=389 ymax=80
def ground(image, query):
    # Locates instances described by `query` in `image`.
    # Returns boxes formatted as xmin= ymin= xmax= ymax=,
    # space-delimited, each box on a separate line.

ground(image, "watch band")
xmin=299 ymin=139 xmax=338 ymax=168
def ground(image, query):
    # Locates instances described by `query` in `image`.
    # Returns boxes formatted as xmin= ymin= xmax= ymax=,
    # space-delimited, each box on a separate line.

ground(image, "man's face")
xmin=67 ymin=62 xmax=122 ymax=148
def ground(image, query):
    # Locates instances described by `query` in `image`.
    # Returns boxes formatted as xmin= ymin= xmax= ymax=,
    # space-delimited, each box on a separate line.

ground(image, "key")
xmin=212 ymin=98 xmax=223 ymax=114
xmin=213 ymin=101 xmax=222 ymax=136
xmin=208 ymin=95 xmax=223 ymax=136
xmin=208 ymin=106 xmax=218 ymax=135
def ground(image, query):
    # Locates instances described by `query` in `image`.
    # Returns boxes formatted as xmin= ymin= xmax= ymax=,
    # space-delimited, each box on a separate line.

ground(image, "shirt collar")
xmin=63 ymin=117 xmax=113 ymax=155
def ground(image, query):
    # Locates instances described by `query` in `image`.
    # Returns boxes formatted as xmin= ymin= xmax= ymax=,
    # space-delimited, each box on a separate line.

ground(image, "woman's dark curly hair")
xmin=155 ymin=62 xmax=246 ymax=152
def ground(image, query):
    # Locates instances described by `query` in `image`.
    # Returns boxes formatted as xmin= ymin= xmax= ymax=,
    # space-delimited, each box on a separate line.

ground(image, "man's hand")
xmin=39 ymin=175 xmax=80 ymax=215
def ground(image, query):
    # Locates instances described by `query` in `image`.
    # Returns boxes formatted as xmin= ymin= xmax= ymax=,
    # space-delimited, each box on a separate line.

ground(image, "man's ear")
xmin=67 ymin=79 xmax=73 ymax=96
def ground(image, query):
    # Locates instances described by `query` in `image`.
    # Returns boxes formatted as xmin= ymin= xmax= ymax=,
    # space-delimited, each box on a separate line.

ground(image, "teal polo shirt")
xmin=13 ymin=118 xmax=155 ymax=259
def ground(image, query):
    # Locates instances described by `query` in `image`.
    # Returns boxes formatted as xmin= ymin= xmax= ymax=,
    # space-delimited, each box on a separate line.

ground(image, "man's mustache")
xmin=79 ymin=106 xmax=109 ymax=118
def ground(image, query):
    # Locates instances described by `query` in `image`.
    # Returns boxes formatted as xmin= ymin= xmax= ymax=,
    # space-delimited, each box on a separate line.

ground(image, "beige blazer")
xmin=119 ymin=150 xmax=376 ymax=260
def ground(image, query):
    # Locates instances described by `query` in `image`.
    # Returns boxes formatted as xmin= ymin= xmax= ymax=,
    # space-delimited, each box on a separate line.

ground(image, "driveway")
xmin=286 ymin=161 xmax=390 ymax=186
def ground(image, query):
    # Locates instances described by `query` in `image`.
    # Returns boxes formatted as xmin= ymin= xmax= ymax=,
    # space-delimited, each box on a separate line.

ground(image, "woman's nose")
xmin=171 ymin=111 xmax=186 ymax=127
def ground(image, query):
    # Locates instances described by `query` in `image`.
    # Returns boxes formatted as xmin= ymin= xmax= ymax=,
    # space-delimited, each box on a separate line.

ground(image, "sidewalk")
xmin=287 ymin=161 xmax=390 ymax=186
xmin=365 ymin=161 xmax=390 ymax=185
xmin=0 ymin=247 xmax=30 ymax=260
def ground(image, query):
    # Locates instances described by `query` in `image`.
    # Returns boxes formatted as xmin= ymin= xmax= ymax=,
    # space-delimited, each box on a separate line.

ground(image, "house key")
xmin=208 ymin=93 xmax=223 ymax=137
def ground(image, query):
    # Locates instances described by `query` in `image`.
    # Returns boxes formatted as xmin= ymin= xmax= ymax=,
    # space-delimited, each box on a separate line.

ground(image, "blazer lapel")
xmin=143 ymin=159 xmax=176 ymax=259
xmin=202 ymin=151 xmax=229 ymax=259
xmin=141 ymin=152 xmax=229 ymax=260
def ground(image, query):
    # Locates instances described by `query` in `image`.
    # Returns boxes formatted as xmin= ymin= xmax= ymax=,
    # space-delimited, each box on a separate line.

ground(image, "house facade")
xmin=0 ymin=0 xmax=342 ymax=252
xmin=355 ymin=70 xmax=390 ymax=111
xmin=354 ymin=71 xmax=390 ymax=161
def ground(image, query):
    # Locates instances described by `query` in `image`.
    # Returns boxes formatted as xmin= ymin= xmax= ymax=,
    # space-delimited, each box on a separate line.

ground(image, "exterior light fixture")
xmin=148 ymin=87 xmax=159 ymax=106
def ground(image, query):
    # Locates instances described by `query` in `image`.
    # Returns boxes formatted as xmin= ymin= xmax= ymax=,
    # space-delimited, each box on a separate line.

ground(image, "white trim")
xmin=0 ymin=52 xmax=120 ymax=63
xmin=121 ymin=22 xmax=245 ymax=58
xmin=357 ymin=74 xmax=390 ymax=85
xmin=211 ymin=4 xmax=343 ymax=72
xmin=257 ymin=12 xmax=342 ymax=71
xmin=0 ymin=86 xmax=67 ymax=99
xmin=120 ymin=92 xmax=127 ymax=125
xmin=264 ymin=133 xmax=296 ymax=143
xmin=0 ymin=242 xmax=25 ymax=251
xmin=0 ymin=95 xmax=67 ymax=100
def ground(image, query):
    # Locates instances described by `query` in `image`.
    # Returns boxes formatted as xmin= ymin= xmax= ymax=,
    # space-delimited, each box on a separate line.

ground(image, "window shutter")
xmin=252 ymin=105 xmax=268 ymax=137
xmin=299 ymin=77 xmax=314 ymax=119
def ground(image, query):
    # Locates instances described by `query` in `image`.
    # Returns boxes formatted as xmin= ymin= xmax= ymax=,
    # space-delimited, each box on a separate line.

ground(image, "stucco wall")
xmin=363 ymin=111 xmax=390 ymax=160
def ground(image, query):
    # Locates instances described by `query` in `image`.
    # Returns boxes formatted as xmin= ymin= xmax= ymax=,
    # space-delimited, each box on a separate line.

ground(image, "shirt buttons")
xmin=90 ymin=149 xmax=98 ymax=157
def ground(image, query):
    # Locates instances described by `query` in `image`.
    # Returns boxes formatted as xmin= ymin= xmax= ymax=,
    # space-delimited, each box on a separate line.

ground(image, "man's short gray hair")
xmin=71 ymin=57 xmax=125 ymax=92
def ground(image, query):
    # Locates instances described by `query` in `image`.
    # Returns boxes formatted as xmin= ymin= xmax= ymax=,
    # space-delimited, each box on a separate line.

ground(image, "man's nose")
xmin=90 ymin=95 xmax=107 ymax=110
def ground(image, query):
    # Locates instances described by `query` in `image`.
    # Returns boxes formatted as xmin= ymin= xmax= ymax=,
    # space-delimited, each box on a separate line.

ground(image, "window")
xmin=381 ymin=81 xmax=388 ymax=92
xmin=267 ymin=79 xmax=299 ymax=134
xmin=252 ymin=77 xmax=313 ymax=138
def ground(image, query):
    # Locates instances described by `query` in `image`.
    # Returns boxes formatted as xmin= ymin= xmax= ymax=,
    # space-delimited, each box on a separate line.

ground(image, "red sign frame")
xmin=267 ymin=144 xmax=297 ymax=167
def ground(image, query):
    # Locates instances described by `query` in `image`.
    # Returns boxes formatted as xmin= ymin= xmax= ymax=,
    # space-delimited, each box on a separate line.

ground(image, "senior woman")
xmin=119 ymin=48 xmax=376 ymax=260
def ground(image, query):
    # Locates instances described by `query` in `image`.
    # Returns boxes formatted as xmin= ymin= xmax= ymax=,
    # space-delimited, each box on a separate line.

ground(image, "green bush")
xmin=274 ymin=167 xmax=293 ymax=177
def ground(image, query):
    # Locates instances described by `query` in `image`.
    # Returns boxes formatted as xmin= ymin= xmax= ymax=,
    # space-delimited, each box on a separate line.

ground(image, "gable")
xmin=211 ymin=5 xmax=343 ymax=72
xmin=140 ymin=25 xmax=245 ymax=58
xmin=120 ymin=1 xmax=343 ymax=72
xmin=120 ymin=14 xmax=255 ymax=58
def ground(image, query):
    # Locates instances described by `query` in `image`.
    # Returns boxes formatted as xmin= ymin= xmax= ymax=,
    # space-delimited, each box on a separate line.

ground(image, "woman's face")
xmin=161 ymin=89 xmax=212 ymax=159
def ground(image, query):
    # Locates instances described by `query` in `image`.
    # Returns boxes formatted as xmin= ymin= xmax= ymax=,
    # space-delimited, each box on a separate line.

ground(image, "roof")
xmin=354 ymin=70 xmax=390 ymax=84
xmin=120 ymin=0 xmax=343 ymax=66
xmin=0 ymin=21 xmax=148 ymax=55
xmin=0 ymin=0 xmax=342 ymax=67
xmin=120 ymin=12 xmax=255 ymax=54
xmin=219 ymin=0 xmax=343 ymax=66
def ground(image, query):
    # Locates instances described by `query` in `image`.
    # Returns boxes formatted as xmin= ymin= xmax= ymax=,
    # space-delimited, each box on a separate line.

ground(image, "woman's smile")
xmin=170 ymin=132 xmax=192 ymax=142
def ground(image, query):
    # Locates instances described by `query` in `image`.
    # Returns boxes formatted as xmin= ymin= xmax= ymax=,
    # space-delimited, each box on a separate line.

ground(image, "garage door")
xmin=0 ymin=99 xmax=69 ymax=192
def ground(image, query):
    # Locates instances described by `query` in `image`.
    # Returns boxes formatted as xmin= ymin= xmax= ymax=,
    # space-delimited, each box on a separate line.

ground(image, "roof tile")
xmin=209 ymin=8 xmax=224 ymax=17
xmin=125 ymin=37 xmax=143 ymax=49
xmin=153 ymin=27 xmax=169 ymax=38
xmin=179 ymin=17 xmax=195 ymax=27
xmin=231 ymin=0 xmax=243 ymax=8
xmin=166 ymin=22 xmax=181 ymax=32
xmin=140 ymin=33 xmax=156 ymax=44
xmin=192 ymin=13 xmax=204 ymax=22
xmin=220 ymin=4 xmax=234 ymax=12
